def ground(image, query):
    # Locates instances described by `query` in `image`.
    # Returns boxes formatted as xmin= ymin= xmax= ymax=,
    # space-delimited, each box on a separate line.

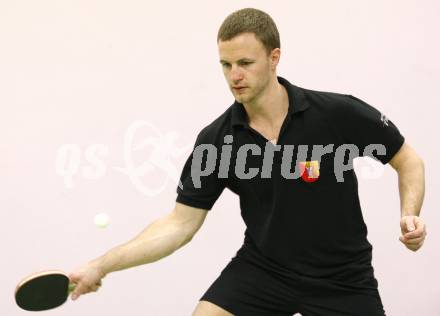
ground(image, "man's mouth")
xmin=233 ymin=87 xmax=247 ymax=92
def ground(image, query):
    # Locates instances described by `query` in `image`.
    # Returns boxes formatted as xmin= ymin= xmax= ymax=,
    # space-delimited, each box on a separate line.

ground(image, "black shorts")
xmin=200 ymin=251 xmax=386 ymax=316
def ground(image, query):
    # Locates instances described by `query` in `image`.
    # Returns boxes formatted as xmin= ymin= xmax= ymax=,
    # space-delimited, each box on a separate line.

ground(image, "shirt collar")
xmin=231 ymin=76 xmax=310 ymax=129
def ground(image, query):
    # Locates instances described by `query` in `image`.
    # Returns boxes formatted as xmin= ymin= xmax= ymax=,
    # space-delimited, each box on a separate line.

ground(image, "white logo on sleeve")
xmin=380 ymin=113 xmax=389 ymax=126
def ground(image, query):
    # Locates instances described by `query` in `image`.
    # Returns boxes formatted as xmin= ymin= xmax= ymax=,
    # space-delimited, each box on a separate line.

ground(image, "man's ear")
xmin=270 ymin=48 xmax=281 ymax=70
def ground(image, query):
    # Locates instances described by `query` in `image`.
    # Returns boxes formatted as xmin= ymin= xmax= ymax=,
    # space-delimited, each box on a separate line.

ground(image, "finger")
xmin=414 ymin=216 xmax=423 ymax=226
xmin=401 ymin=237 xmax=421 ymax=249
xmin=404 ymin=230 xmax=422 ymax=239
xmin=401 ymin=235 xmax=425 ymax=245
xmin=399 ymin=232 xmax=426 ymax=244
xmin=71 ymin=288 xmax=81 ymax=301
xmin=407 ymin=245 xmax=419 ymax=252
xmin=406 ymin=217 xmax=415 ymax=232
xmin=404 ymin=223 xmax=425 ymax=239
xmin=71 ymin=284 xmax=91 ymax=300
xmin=406 ymin=240 xmax=424 ymax=251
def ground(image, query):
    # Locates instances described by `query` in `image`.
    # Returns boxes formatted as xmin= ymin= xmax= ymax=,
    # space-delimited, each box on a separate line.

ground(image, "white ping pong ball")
xmin=94 ymin=213 xmax=110 ymax=228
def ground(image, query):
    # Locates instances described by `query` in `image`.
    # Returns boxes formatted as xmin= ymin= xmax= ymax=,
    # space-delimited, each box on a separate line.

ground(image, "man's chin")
xmin=235 ymin=97 xmax=245 ymax=103
xmin=234 ymin=94 xmax=250 ymax=103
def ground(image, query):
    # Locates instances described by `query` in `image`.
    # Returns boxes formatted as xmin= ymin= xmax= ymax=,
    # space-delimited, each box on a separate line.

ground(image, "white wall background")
xmin=1 ymin=1 xmax=439 ymax=315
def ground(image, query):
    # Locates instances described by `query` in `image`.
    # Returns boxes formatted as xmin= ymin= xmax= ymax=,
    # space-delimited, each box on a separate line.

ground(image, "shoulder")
xmin=301 ymin=86 xmax=349 ymax=103
xmin=298 ymin=86 xmax=374 ymax=117
xmin=300 ymin=86 xmax=352 ymax=110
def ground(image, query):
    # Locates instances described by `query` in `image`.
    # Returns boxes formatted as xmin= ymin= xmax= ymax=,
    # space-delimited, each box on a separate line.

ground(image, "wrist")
xmin=90 ymin=257 xmax=110 ymax=278
xmin=401 ymin=212 xmax=419 ymax=218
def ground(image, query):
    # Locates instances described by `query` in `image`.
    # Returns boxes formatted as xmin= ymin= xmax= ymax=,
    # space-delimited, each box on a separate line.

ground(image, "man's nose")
xmin=230 ymin=65 xmax=243 ymax=82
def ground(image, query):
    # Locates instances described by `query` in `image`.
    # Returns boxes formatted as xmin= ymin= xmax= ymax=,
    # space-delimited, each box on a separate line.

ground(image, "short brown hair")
xmin=217 ymin=8 xmax=280 ymax=56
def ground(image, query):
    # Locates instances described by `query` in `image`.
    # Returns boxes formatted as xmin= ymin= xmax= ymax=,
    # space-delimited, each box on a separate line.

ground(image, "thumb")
xmin=406 ymin=216 xmax=415 ymax=232
xmin=70 ymin=283 xmax=86 ymax=301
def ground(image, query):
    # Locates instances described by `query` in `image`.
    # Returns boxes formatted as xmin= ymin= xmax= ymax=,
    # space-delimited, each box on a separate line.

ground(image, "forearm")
xmin=397 ymin=158 xmax=425 ymax=217
xmin=91 ymin=213 xmax=193 ymax=276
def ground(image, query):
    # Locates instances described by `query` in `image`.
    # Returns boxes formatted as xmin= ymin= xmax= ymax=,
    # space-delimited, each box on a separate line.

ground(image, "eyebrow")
xmin=219 ymin=58 xmax=254 ymax=64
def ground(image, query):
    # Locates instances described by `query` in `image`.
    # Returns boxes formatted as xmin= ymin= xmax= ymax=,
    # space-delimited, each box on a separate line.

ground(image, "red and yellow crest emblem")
xmin=298 ymin=160 xmax=320 ymax=183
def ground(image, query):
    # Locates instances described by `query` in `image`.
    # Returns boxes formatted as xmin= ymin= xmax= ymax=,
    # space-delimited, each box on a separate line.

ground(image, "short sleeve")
xmin=176 ymin=130 xmax=226 ymax=210
xmin=337 ymin=94 xmax=405 ymax=164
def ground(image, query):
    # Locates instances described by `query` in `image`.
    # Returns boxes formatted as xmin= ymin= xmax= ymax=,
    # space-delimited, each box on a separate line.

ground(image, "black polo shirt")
xmin=176 ymin=76 xmax=405 ymax=288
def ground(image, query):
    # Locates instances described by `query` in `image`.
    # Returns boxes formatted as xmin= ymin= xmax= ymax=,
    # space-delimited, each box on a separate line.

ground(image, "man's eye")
xmin=221 ymin=62 xmax=252 ymax=68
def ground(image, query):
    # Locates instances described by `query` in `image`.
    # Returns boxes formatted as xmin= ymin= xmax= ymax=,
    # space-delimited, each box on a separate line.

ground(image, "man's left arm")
xmin=389 ymin=142 xmax=427 ymax=251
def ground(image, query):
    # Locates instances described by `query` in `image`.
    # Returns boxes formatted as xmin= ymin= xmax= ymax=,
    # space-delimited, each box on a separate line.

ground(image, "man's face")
xmin=218 ymin=32 xmax=277 ymax=104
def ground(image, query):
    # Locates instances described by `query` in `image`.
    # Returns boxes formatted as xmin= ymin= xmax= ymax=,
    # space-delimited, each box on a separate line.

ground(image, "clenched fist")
xmin=68 ymin=261 xmax=106 ymax=301
xmin=399 ymin=215 xmax=427 ymax=252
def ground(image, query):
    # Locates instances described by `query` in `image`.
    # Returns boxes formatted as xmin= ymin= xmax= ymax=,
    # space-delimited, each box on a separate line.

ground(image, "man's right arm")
xmin=96 ymin=202 xmax=207 ymax=274
xmin=69 ymin=202 xmax=208 ymax=300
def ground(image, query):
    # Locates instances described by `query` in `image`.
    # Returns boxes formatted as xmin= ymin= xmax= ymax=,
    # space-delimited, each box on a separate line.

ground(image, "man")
xmin=69 ymin=8 xmax=426 ymax=316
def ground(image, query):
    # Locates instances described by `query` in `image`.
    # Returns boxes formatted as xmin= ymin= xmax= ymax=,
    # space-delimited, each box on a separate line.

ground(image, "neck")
xmin=243 ymin=76 xmax=288 ymax=128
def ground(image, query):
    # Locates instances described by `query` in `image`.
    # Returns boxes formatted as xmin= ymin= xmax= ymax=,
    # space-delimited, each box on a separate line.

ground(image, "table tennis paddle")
xmin=14 ymin=270 xmax=76 ymax=311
